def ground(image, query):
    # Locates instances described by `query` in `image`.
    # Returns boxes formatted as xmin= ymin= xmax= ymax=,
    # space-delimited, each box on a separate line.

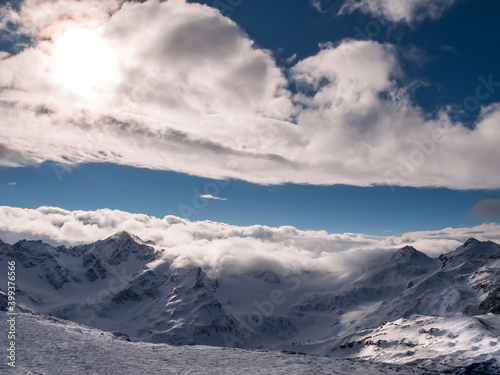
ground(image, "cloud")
xmin=7 ymin=182 xmax=16 ymax=186
xmin=440 ymin=45 xmax=458 ymax=54
xmin=310 ymin=0 xmax=325 ymax=13
xmin=0 ymin=0 xmax=122 ymax=35
xmin=1 ymin=205 xmax=500 ymax=277
xmin=200 ymin=194 xmax=228 ymax=201
xmin=284 ymin=53 xmax=297 ymax=65
xmin=0 ymin=143 xmax=31 ymax=166
xmin=471 ymin=199 xmax=500 ymax=219
xmin=0 ymin=0 xmax=499 ymax=189
xmin=338 ymin=0 xmax=458 ymax=23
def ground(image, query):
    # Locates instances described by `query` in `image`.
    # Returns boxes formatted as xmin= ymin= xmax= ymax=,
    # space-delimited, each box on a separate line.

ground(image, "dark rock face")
xmin=85 ymin=268 xmax=99 ymax=282
xmin=452 ymin=359 xmax=499 ymax=375
xmin=45 ymin=265 xmax=70 ymax=289
xmin=0 ymin=292 xmax=8 ymax=311
xmin=479 ymin=286 xmax=500 ymax=314
xmin=112 ymin=288 xmax=143 ymax=304
xmin=83 ymin=254 xmax=108 ymax=281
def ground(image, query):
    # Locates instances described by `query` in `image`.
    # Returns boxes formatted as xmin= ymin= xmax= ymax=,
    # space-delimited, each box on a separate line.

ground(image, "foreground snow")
xmin=0 ymin=312 xmax=426 ymax=374
xmin=327 ymin=313 xmax=500 ymax=371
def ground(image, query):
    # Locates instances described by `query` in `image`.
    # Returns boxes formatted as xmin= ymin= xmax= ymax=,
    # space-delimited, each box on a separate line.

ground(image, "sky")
xmin=0 ymin=0 xmax=499 ymax=250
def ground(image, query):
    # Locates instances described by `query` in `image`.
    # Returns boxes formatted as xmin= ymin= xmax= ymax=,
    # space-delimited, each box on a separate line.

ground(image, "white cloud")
xmin=7 ymin=182 xmax=16 ymax=186
xmin=200 ymin=194 xmax=228 ymax=201
xmin=0 ymin=0 xmax=499 ymax=189
xmin=338 ymin=0 xmax=458 ymax=23
xmin=1 ymin=205 xmax=499 ymax=276
xmin=0 ymin=0 xmax=122 ymax=34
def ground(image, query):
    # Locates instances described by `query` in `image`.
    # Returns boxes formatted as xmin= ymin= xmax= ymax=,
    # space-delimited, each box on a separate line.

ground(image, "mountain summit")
xmin=390 ymin=245 xmax=429 ymax=262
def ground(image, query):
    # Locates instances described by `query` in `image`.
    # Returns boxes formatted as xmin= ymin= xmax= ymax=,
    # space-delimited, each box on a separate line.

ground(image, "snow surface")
xmin=327 ymin=313 xmax=500 ymax=370
xmin=0 ymin=312 xmax=425 ymax=374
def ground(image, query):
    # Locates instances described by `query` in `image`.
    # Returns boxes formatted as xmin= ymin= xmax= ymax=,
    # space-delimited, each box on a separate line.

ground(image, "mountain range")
xmin=1 ymin=233 xmax=499 ymax=373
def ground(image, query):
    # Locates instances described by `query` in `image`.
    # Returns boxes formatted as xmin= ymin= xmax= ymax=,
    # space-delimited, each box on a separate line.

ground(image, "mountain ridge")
xmin=1 ymin=234 xmax=499 ymax=372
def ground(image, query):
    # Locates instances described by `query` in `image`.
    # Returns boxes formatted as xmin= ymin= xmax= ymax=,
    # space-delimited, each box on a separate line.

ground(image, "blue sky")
xmin=1 ymin=162 xmax=499 ymax=236
xmin=0 ymin=0 xmax=499 ymax=237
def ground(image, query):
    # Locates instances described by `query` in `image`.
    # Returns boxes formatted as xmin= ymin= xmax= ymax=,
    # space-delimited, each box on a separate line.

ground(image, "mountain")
xmin=0 ymin=234 xmax=499 ymax=373
xmin=0 ymin=232 xmax=252 ymax=347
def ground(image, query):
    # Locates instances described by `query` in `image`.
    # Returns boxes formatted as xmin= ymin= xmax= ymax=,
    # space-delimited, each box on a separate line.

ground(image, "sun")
xmin=51 ymin=27 xmax=119 ymax=98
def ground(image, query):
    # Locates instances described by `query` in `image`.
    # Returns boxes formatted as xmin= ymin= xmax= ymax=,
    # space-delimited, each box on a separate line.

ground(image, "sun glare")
xmin=51 ymin=27 xmax=119 ymax=98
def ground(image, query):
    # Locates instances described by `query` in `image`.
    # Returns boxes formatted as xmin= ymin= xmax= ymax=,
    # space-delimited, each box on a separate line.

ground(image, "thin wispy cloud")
xmin=200 ymin=194 xmax=227 ymax=201
xmin=338 ymin=0 xmax=458 ymax=23
xmin=310 ymin=0 xmax=325 ymax=13
xmin=285 ymin=53 xmax=297 ymax=64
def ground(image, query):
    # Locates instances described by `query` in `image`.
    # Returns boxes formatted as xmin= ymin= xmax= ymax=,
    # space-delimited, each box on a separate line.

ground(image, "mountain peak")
xmin=443 ymin=237 xmax=499 ymax=262
xmin=13 ymin=239 xmax=56 ymax=254
xmin=102 ymin=232 xmax=155 ymax=247
xmin=463 ymin=238 xmax=481 ymax=247
xmin=390 ymin=246 xmax=428 ymax=261
xmin=105 ymin=231 xmax=137 ymax=243
xmin=15 ymin=239 xmax=44 ymax=245
xmin=109 ymin=230 xmax=132 ymax=238
xmin=89 ymin=231 xmax=157 ymax=265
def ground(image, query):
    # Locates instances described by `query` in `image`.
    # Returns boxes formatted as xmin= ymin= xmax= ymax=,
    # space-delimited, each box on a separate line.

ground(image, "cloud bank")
xmin=1 ymin=0 xmax=499 ymax=189
xmin=1 ymin=205 xmax=499 ymax=276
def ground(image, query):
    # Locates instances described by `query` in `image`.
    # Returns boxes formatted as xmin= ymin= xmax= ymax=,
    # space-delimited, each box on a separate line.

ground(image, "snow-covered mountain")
xmin=1 ymin=234 xmax=499 ymax=373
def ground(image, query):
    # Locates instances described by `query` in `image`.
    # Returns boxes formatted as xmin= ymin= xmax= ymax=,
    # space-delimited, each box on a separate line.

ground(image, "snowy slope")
xmin=327 ymin=313 xmax=500 ymax=371
xmin=0 ymin=312 xmax=427 ymax=375
xmin=1 ymin=234 xmax=500 ymax=372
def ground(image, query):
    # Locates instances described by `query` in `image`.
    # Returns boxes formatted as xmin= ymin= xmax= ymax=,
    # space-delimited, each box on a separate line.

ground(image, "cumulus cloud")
xmin=0 ymin=0 xmax=499 ymax=189
xmin=1 ymin=205 xmax=499 ymax=276
xmin=471 ymin=199 xmax=500 ymax=219
xmin=338 ymin=0 xmax=458 ymax=23
xmin=200 ymin=194 xmax=227 ymax=201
